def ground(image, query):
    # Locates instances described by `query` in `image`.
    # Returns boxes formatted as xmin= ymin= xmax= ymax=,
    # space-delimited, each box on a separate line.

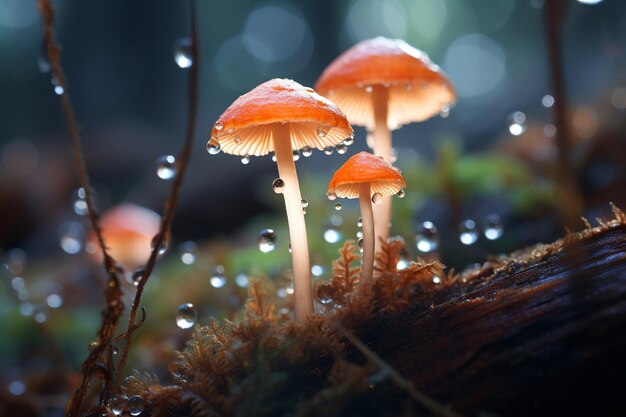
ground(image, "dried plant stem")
xmin=113 ymin=0 xmax=199 ymax=389
xmin=273 ymin=122 xmax=313 ymax=322
xmin=358 ymin=183 xmax=374 ymax=284
xmin=37 ymin=1 xmax=126 ymax=415
xmin=544 ymin=0 xmax=584 ymax=229
xmin=372 ymin=86 xmax=392 ymax=254
xmin=336 ymin=324 xmax=464 ymax=417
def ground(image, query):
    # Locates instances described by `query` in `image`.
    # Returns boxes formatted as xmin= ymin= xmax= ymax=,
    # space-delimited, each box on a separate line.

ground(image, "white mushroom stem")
xmin=372 ymin=85 xmax=393 ymax=254
xmin=358 ymin=182 xmax=375 ymax=285
xmin=273 ymin=122 xmax=313 ymax=323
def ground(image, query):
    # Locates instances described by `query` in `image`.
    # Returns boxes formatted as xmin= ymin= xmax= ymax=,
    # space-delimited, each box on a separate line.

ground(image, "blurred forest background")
xmin=0 ymin=0 xmax=625 ymax=413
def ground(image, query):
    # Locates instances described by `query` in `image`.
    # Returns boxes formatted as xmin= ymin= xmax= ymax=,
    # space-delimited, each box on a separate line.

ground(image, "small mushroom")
xmin=89 ymin=203 xmax=161 ymax=271
xmin=316 ymin=37 xmax=456 ymax=251
xmin=207 ymin=78 xmax=353 ymax=322
xmin=327 ymin=152 xmax=406 ymax=285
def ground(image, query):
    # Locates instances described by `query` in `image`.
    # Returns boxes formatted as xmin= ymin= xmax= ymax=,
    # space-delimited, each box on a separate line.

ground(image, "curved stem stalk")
xmin=273 ymin=123 xmax=313 ymax=322
xmin=372 ymin=86 xmax=392 ymax=254
xmin=359 ymin=183 xmax=375 ymax=285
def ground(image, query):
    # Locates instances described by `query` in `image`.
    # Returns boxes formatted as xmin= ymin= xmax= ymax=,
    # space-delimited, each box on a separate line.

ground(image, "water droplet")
xmin=129 ymin=269 xmax=144 ymax=286
xmin=272 ymin=178 xmax=285 ymax=194
xmin=364 ymin=85 xmax=373 ymax=93
xmin=210 ymin=266 xmax=227 ymax=288
xmin=258 ymin=229 xmax=277 ymax=253
xmin=301 ymin=198 xmax=308 ymax=208
xmin=459 ymin=219 xmax=478 ymax=245
xmin=214 ymin=121 xmax=223 ymax=131
xmin=397 ymin=256 xmax=410 ymax=270
xmin=357 ymin=238 xmax=364 ymax=252
xmin=46 ymin=294 xmax=63 ymax=308
xmin=343 ymin=136 xmax=355 ymax=146
xmin=357 ymin=217 xmax=363 ymax=228
xmin=234 ymin=136 xmax=243 ymax=144
xmin=38 ymin=45 xmax=51 ymax=73
xmin=206 ymin=138 xmax=221 ymax=155
xmin=317 ymin=288 xmax=333 ymax=304
xmin=326 ymin=191 xmax=337 ymax=201
xmin=508 ymin=111 xmax=526 ymax=136
xmin=440 ymin=105 xmax=450 ymax=118
xmin=235 ymin=274 xmax=249 ymax=288
xmin=227 ymin=128 xmax=234 ymax=134
xmin=277 ymin=288 xmax=288 ymax=298
xmin=176 ymin=303 xmax=196 ymax=329
xmin=72 ymin=187 xmax=88 ymax=216
xmin=241 ymin=155 xmax=250 ymax=165
xmin=311 ymin=264 xmax=324 ymax=277
xmin=173 ymin=37 xmax=193 ymax=68
xmin=127 ymin=395 xmax=144 ymax=416
xmin=397 ymin=189 xmax=406 ymax=198
xmin=151 ymin=234 xmax=169 ymax=256
xmin=405 ymin=83 xmax=413 ymax=91
xmin=544 ymin=124 xmax=557 ymax=137
xmin=51 ymin=76 xmax=64 ymax=95
xmin=317 ymin=126 xmax=328 ymax=138
xmin=372 ymin=193 xmax=383 ymax=205
xmin=356 ymin=230 xmax=363 ymax=239
xmin=59 ymin=222 xmax=85 ymax=254
xmin=292 ymin=150 xmax=300 ymax=161
xmin=7 ymin=248 xmax=27 ymax=274
xmin=329 ymin=214 xmax=343 ymax=227
xmin=34 ymin=311 xmax=47 ymax=323
xmin=108 ymin=395 xmax=127 ymax=416
xmin=432 ymin=275 xmax=442 ymax=284
xmin=542 ymin=94 xmax=554 ymax=108
xmin=8 ymin=380 xmax=26 ymax=396
xmin=179 ymin=241 xmax=198 ymax=265
xmin=415 ymin=221 xmax=438 ymax=252
xmin=288 ymin=243 xmax=292 ymax=253
xmin=272 ymin=154 xmax=277 ymax=162
xmin=156 ymin=155 xmax=177 ymax=180
xmin=336 ymin=144 xmax=347 ymax=154
xmin=324 ymin=228 xmax=342 ymax=243
xmin=301 ymin=146 xmax=313 ymax=157
xmin=323 ymin=146 xmax=334 ymax=155
xmin=334 ymin=203 xmax=342 ymax=211
xmin=482 ymin=214 xmax=503 ymax=240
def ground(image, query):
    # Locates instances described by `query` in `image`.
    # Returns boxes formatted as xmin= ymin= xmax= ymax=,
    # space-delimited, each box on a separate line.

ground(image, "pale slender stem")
xmin=359 ymin=183 xmax=375 ymax=285
xmin=372 ymin=86 xmax=392 ymax=253
xmin=273 ymin=123 xmax=313 ymax=322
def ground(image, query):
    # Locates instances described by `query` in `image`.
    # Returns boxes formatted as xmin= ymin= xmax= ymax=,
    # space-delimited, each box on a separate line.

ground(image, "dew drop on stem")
xmin=173 ymin=37 xmax=193 ymax=68
xmin=176 ymin=303 xmax=196 ymax=329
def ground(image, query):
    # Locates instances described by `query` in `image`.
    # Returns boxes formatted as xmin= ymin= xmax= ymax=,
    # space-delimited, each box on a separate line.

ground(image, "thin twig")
xmin=334 ymin=323 xmax=464 ymax=417
xmin=37 ymin=1 xmax=126 ymax=416
xmin=113 ymin=0 xmax=199 ymax=389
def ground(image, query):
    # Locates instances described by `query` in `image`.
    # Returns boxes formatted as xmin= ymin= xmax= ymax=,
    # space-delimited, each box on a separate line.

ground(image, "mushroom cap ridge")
xmin=315 ymin=37 xmax=456 ymax=129
xmin=328 ymin=151 xmax=406 ymax=199
xmin=210 ymin=78 xmax=353 ymax=156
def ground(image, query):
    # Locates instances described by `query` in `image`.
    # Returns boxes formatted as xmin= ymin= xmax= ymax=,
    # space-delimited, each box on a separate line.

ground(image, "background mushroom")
xmin=89 ymin=203 xmax=161 ymax=272
xmin=327 ymin=151 xmax=406 ymax=284
xmin=207 ymin=78 xmax=353 ymax=322
xmin=315 ymin=37 xmax=456 ymax=251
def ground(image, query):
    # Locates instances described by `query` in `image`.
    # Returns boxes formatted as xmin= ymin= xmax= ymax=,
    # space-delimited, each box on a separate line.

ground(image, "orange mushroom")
xmin=207 ymin=78 xmax=353 ymax=322
xmin=89 ymin=203 xmax=161 ymax=272
xmin=327 ymin=152 xmax=406 ymax=284
xmin=316 ymin=37 xmax=455 ymax=251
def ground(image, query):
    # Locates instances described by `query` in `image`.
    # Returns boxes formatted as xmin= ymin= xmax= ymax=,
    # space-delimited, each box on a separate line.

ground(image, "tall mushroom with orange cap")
xmin=327 ymin=152 xmax=406 ymax=285
xmin=207 ymin=78 xmax=353 ymax=322
xmin=316 ymin=37 xmax=456 ymax=251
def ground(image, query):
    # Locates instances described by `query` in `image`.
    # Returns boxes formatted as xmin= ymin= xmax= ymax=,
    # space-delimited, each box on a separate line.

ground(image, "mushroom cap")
xmin=315 ymin=37 xmax=456 ymax=129
xmin=327 ymin=151 xmax=406 ymax=199
xmin=210 ymin=78 xmax=353 ymax=157
xmin=90 ymin=203 xmax=160 ymax=270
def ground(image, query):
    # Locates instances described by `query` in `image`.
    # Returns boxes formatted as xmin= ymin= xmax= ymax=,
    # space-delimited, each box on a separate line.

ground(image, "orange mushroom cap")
xmin=315 ymin=37 xmax=456 ymax=129
xmin=89 ymin=203 xmax=160 ymax=270
xmin=327 ymin=151 xmax=406 ymax=198
xmin=209 ymin=78 xmax=353 ymax=156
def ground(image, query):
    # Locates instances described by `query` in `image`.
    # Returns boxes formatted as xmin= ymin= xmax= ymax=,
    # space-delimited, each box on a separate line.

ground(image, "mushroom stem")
xmin=372 ymin=85 xmax=392 ymax=254
xmin=358 ymin=182 xmax=375 ymax=285
xmin=273 ymin=122 xmax=313 ymax=322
